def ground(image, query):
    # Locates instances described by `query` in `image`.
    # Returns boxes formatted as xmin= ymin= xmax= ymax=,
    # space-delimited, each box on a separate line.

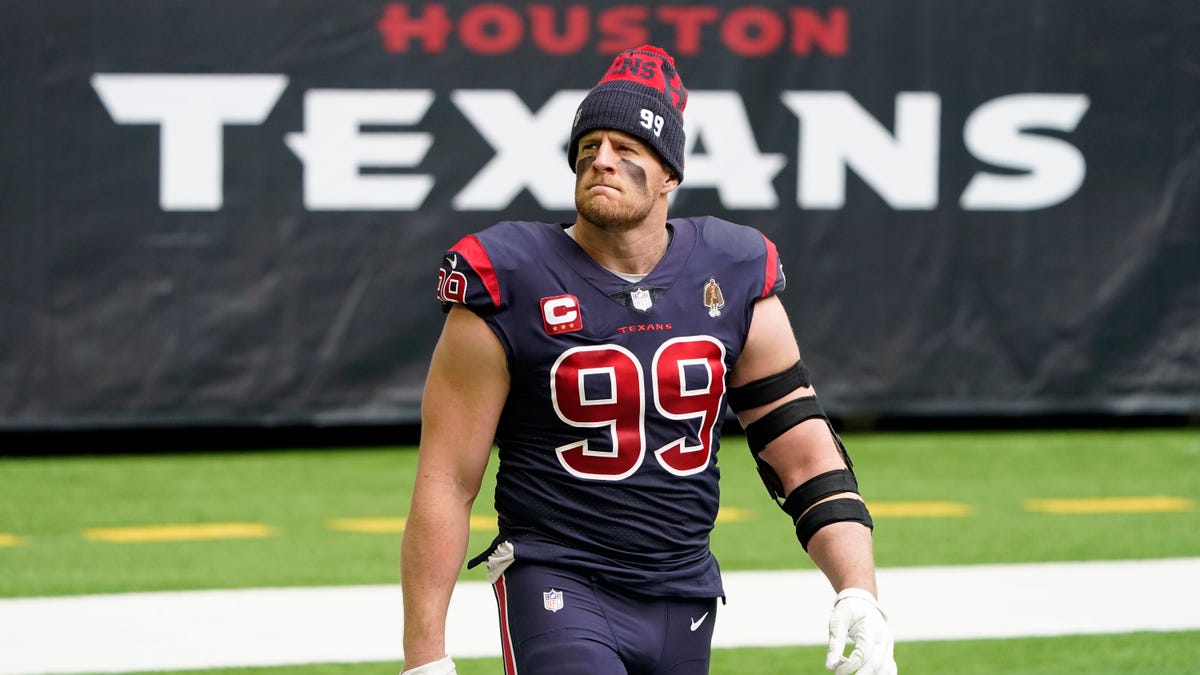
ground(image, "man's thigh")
xmin=492 ymin=562 xmax=717 ymax=675
xmin=493 ymin=562 xmax=624 ymax=674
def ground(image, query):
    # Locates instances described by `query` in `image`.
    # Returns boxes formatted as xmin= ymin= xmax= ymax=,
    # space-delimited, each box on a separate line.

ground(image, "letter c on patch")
xmin=540 ymin=294 xmax=583 ymax=334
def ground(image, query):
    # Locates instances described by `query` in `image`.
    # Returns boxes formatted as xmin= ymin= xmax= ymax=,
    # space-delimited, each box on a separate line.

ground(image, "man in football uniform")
xmin=400 ymin=45 xmax=896 ymax=675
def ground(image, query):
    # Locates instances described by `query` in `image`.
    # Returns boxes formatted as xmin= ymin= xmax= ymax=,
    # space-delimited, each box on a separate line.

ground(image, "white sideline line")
xmin=1 ymin=558 xmax=1198 ymax=674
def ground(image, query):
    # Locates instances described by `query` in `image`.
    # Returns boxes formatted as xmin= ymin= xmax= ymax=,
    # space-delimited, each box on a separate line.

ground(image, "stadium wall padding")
xmin=2 ymin=1 xmax=1198 ymax=429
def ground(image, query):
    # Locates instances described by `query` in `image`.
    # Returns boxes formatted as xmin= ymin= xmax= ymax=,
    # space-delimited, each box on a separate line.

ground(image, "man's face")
xmin=573 ymin=129 xmax=677 ymax=231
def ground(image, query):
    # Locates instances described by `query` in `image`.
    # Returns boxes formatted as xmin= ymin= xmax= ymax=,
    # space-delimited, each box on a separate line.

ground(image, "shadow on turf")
xmin=3 ymin=412 xmax=1196 ymax=456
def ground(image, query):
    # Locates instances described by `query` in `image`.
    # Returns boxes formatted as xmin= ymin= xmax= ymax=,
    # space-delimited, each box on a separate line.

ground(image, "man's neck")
xmin=567 ymin=220 xmax=672 ymax=276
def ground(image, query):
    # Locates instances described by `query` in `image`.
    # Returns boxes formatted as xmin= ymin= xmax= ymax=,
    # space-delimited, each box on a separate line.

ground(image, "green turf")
xmin=2 ymin=429 xmax=1199 ymax=674
xmin=137 ymin=630 xmax=1200 ymax=674
xmin=2 ymin=429 xmax=1198 ymax=597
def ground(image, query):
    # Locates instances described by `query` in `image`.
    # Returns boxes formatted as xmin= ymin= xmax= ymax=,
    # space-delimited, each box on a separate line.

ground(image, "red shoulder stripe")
xmin=453 ymin=235 xmax=502 ymax=307
xmin=760 ymin=234 xmax=779 ymax=298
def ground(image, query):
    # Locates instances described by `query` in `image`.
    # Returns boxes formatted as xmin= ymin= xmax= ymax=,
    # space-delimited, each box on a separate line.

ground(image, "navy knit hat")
xmin=568 ymin=45 xmax=688 ymax=181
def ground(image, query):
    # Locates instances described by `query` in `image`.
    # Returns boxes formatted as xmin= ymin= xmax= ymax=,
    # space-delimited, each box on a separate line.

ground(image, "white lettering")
xmin=91 ymin=74 xmax=287 ymax=211
xmin=960 ymin=94 xmax=1091 ymax=210
xmin=543 ymin=296 xmax=579 ymax=325
xmin=639 ymin=108 xmax=665 ymax=136
xmin=91 ymin=75 xmax=1090 ymax=214
xmin=782 ymin=91 xmax=940 ymax=209
xmin=682 ymin=92 xmax=786 ymax=208
xmin=450 ymin=90 xmax=582 ymax=211
xmin=285 ymin=90 xmax=435 ymax=210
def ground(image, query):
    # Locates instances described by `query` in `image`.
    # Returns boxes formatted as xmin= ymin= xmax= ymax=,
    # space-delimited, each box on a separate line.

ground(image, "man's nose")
xmin=592 ymin=140 xmax=618 ymax=170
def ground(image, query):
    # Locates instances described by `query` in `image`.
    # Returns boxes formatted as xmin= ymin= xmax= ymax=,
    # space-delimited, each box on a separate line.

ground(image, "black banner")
xmin=2 ymin=1 xmax=1198 ymax=429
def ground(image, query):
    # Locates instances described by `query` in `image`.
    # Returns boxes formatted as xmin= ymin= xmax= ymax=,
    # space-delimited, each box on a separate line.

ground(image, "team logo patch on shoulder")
xmin=541 ymin=294 xmax=582 ymax=335
xmin=543 ymin=588 xmax=564 ymax=613
xmin=703 ymin=277 xmax=725 ymax=317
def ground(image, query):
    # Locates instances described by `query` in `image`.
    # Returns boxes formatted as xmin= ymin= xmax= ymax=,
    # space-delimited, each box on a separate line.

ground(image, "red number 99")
xmin=551 ymin=337 xmax=726 ymax=480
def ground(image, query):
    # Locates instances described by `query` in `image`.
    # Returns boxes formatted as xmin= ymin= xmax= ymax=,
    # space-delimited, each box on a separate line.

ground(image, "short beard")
xmin=574 ymin=158 xmax=655 ymax=232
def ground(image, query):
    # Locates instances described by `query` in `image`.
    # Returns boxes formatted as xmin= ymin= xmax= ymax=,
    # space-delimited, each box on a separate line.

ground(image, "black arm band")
xmin=743 ymin=395 xmax=826 ymax=455
xmin=795 ymin=498 xmax=874 ymax=551
xmin=780 ymin=469 xmax=860 ymax=521
xmin=727 ymin=360 xmax=811 ymax=412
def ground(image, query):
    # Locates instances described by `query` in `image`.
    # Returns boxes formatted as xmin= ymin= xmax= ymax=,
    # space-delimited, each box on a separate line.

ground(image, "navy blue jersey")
xmin=435 ymin=217 xmax=786 ymax=598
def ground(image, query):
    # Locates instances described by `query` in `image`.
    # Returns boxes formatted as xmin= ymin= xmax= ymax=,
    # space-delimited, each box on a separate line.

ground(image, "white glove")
xmin=825 ymin=588 xmax=897 ymax=675
xmin=400 ymin=655 xmax=457 ymax=675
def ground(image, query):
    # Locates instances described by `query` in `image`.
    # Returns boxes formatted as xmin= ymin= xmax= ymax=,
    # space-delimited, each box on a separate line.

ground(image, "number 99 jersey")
xmin=436 ymin=216 xmax=786 ymax=599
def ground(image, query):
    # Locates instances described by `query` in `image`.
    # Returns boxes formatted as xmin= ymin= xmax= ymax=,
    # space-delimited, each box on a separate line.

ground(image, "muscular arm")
xmin=729 ymin=295 xmax=878 ymax=596
xmin=401 ymin=305 xmax=510 ymax=667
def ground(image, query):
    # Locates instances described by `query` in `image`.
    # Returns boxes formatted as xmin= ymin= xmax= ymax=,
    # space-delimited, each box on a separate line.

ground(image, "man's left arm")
xmin=729 ymin=295 xmax=896 ymax=675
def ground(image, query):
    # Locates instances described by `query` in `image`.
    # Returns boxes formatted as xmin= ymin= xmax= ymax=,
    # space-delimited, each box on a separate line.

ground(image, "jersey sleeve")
xmin=760 ymin=233 xmax=786 ymax=298
xmin=434 ymin=233 xmax=505 ymax=314
xmin=692 ymin=216 xmax=787 ymax=299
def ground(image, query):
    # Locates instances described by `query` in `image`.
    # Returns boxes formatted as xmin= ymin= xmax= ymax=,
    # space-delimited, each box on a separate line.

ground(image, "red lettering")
xmin=615 ymin=322 xmax=674 ymax=335
xmin=597 ymin=5 xmax=649 ymax=53
xmin=377 ymin=3 xmax=454 ymax=54
xmin=722 ymin=7 xmax=785 ymax=57
xmin=529 ymin=4 xmax=590 ymax=55
xmin=657 ymin=6 xmax=720 ymax=56
xmin=377 ymin=3 xmax=851 ymax=58
xmin=460 ymin=3 xmax=525 ymax=55
xmin=789 ymin=7 xmax=848 ymax=56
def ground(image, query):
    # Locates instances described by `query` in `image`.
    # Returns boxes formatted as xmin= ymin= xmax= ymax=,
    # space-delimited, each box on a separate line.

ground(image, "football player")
xmin=401 ymin=45 xmax=896 ymax=675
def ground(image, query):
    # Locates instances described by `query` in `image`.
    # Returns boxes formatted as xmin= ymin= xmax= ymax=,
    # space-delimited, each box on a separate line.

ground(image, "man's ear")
xmin=660 ymin=170 xmax=680 ymax=195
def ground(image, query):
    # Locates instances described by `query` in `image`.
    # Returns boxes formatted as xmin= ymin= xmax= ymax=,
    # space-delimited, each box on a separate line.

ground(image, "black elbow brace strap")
xmin=743 ymin=396 xmax=827 ymax=499
xmin=727 ymin=360 xmax=811 ymax=412
xmin=743 ymin=396 xmax=826 ymax=455
xmin=781 ymin=469 xmax=861 ymax=520
xmin=743 ymin=395 xmax=832 ymax=500
xmin=795 ymin=498 xmax=874 ymax=551
xmin=782 ymin=469 xmax=869 ymax=549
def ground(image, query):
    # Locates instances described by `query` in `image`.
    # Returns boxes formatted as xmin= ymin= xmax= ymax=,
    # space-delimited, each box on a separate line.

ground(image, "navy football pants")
xmin=491 ymin=562 xmax=719 ymax=674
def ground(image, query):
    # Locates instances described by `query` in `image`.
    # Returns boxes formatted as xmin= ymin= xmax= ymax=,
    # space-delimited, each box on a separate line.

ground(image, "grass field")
xmin=2 ymin=427 xmax=1199 ymax=672
xmin=134 ymin=633 xmax=1200 ymax=675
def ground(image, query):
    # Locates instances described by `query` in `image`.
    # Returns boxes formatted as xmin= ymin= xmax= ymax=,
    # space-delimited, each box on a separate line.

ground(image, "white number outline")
xmin=551 ymin=344 xmax=646 ymax=481
xmin=551 ymin=337 xmax=726 ymax=480
xmin=653 ymin=336 xmax=727 ymax=477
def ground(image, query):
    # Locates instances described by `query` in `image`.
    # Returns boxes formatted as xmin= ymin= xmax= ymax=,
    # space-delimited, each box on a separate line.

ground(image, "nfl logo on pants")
xmin=543 ymin=589 xmax=564 ymax=613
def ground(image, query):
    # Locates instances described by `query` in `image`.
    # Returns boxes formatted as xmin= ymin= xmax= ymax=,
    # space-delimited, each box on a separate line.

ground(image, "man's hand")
xmin=400 ymin=655 xmax=457 ymax=675
xmin=825 ymin=588 xmax=897 ymax=675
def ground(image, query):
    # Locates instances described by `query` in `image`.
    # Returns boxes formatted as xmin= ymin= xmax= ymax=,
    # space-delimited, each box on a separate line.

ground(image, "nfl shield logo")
xmin=543 ymin=588 xmax=564 ymax=613
xmin=631 ymin=288 xmax=652 ymax=311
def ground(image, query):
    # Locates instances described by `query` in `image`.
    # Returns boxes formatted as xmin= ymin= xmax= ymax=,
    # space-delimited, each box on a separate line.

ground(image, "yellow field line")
xmin=1024 ymin=496 xmax=1195 ymax=514
xmin=717 ymin=506 xmax=753 ymax=522
xmin=471 ymin=515 xmax=500 ymax=530
xmin=69 ymin=495 xmax=1192 ymax=544
xmin=328 ymin=509 xmax=756 ymax=534
xmin=326 ymin=503 xmax=954 ymax=535
xmin=326 ymin=515 xmax=499 ymax=533
xmin=0 ymin=533 xmax=25 ymax=547
xmin=328 ymin=517 xmax=407 ymax=533
xmin=84 ymin=523 xmax=273 ymax=543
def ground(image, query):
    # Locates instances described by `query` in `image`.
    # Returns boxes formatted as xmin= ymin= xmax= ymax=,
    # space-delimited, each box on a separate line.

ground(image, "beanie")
xmin=568 ymin=45 xmax=688 ymax=182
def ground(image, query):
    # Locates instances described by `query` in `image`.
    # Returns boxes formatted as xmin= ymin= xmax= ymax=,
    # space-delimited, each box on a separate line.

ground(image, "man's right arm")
xmin=401 ymin=305 xmax=510 ymax=670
